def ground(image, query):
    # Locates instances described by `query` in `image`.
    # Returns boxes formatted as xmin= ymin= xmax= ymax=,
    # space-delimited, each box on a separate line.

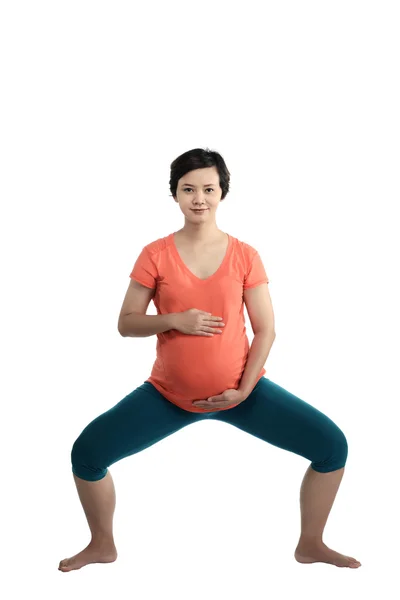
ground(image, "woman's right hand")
xmin=170 ymin=308 xmax=225 ymax=336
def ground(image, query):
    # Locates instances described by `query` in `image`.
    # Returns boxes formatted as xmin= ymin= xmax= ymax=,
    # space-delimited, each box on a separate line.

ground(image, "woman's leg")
xmin=295 ymin=464 xmax=360 ymax=567
xmin=214 ymin=377 xmax=361 ymax=568
xmin=72 ymin=470 xmax=116 ymax=544
xmin=59 ymin=382 xmax=200 ymax=572
xmin=58 ymin=471 xmax=118 ymax=572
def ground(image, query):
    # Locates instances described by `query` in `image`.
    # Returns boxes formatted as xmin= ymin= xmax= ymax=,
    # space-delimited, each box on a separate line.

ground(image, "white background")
xmin=1 ymin=0 xmax=399 ymax=597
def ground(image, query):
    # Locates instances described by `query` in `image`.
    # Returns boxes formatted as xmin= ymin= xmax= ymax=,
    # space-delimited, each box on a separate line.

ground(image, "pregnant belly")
xmin=160 ymin=334 xmax=248 ymax=398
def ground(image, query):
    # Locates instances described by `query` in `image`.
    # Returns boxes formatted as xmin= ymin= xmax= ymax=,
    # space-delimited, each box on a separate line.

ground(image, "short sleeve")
xmin=244 ymin=251 xmax=269 ymax=289
xmin=129 ymin=246 xmax=157 ymax=289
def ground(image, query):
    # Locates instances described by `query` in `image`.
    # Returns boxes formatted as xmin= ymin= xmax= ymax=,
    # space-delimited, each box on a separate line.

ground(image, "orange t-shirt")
xmin=129 ymin=232 xmax=269 ymax=413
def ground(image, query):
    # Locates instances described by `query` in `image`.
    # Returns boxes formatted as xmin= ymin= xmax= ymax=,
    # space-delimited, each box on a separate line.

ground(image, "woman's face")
xmin=174 ymin=166 xmax=223 ymax=221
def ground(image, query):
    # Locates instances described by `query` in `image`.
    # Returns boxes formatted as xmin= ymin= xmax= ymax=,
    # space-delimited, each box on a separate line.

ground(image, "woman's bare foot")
xmin=58 ymin=541 xmax=118 ymax=572
xmin=294 ymin=540 xmax=361 ymax=568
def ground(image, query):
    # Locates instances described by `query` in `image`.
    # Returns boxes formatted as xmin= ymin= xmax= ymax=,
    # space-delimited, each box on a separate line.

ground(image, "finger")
xmin=194 ymin=403 xmax=227 ymax=409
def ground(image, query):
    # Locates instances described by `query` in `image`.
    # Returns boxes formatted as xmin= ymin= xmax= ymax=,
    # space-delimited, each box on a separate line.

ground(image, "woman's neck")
xmin=176 ymin=224 xmax=223 ymax=245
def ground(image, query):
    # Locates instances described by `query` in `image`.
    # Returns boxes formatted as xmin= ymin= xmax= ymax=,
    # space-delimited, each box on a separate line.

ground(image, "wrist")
xmin=166 ymin=313 xmax=177 ymax=330
xmin=237 ymin=388 xmax=249 ymax=401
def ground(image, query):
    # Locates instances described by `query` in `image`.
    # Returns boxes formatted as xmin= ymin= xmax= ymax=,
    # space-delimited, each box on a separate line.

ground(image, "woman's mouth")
xmin=191 ymin=209 xmax=208 ymax=213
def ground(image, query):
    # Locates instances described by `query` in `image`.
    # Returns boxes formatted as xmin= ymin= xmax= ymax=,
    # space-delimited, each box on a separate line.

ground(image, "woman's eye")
xmin=184 ymin=187 xmax=213 ymax=192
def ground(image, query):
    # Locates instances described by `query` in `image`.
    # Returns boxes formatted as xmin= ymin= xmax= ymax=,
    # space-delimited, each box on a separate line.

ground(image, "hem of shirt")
xmin=129 ymin=275 xmax=156 ymax=289
xmin=244 ymin=278 xmax=269 ymax=289
xmin=145 ymin=368 xmax=266 ymax=413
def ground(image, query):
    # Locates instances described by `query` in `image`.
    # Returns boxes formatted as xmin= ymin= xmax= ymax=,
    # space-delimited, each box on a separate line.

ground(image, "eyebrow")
xmin=182 ymin=183 xmax=216 ymax=187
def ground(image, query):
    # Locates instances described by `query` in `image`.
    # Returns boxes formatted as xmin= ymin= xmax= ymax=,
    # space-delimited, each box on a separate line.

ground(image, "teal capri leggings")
xmin=71 ymin=376 xmax=348 ymax=481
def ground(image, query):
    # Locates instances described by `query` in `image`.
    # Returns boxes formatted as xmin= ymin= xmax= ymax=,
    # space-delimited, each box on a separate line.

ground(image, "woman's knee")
xmin=313 ymin=426 xmax=348 ymax=473
xmin=71 ymin=434 xmax=108 ymax=482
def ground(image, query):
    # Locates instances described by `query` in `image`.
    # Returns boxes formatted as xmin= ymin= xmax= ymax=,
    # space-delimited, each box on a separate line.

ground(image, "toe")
xmin=349 ymin=558 xmax=361 ymax=567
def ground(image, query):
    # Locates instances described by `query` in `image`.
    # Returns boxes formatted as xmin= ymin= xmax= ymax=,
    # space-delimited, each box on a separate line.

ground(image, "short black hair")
xmin=169 ymin=147 xmax=231 ymax=200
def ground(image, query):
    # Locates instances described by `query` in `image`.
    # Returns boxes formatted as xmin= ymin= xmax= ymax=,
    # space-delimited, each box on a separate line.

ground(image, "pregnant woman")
xmin=59 ymin=147 xmax=361 ymax=571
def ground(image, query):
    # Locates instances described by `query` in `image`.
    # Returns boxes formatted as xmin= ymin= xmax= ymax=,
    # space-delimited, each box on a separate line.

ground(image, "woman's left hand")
xmin=192 ymin=388 xmax=246 ymax=410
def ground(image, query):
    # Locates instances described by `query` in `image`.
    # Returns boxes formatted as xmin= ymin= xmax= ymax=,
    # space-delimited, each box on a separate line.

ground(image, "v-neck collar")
xmin=169 ymin=232 xmax=232 ymax=284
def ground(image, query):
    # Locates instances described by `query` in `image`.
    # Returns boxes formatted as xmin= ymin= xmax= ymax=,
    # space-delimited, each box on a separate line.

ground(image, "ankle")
xmin=298 ymin=534 xmax=324 ymax=546
xmin=90 ymin=534 xmax=115 ymax=547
